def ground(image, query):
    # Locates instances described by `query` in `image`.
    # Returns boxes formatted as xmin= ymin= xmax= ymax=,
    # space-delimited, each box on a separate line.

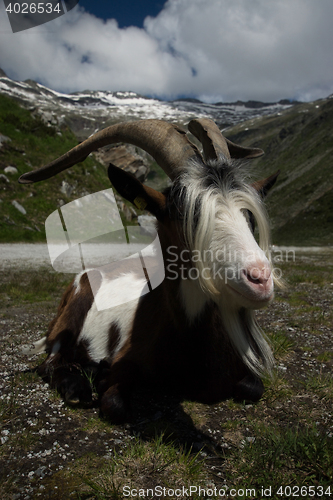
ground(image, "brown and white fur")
xmin=20 ymin=119 xmax=279 ymax=423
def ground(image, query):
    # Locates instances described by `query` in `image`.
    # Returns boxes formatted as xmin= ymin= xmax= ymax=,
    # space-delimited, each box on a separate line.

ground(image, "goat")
xmin=19 ymin=118 xmax=279 ymax=423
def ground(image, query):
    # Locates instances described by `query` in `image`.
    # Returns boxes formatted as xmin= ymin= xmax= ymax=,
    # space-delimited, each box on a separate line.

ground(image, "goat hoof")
xmin=60 ymin=376 xmax=93 ymax=407
xmin=65 ymin=393 xmax=80 ymax=405
xmin=233 ymin=374 xmax=264 ymax=403
xmin=100 ymin=387 xmax=128 ymax=424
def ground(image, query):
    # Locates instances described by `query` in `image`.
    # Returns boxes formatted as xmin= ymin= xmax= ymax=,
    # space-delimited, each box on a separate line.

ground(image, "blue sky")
xmin=0 ymin=0 xmax=333 ymax=102
xmin=77 ymin=0 xmax=165 ymax=28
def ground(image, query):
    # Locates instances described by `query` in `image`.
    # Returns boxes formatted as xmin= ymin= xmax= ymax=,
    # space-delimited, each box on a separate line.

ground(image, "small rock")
xmin=4 ymin=216 xmax=15 ymax=225
xmin=12 ymin=200 xmax=27 ymax=214
xmin=4 ymin=166 xmax=18 ymax=174
xmin=0 ymin=134 xmax=11 ymax=147
xmin=0 ymin=173 xmax=9 ymax=183
xmin=60 ymin=181 xmax=73 ymax=197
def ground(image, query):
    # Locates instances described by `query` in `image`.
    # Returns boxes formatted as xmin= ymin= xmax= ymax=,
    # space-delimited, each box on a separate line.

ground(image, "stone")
xmin=4 ymin=166 xmax=18 ymax=175
xmin=94 ymin=144 xmax=149 ymax=181
xmin=60 ymin=181 xmax=73 ymax=197
xmin=12 ymin=200 xmax=27 ymax=215
xmin=0 ymin=134 xmax=11 ymax=148
xmin=0 ymin=174 xmax=9 ymax=183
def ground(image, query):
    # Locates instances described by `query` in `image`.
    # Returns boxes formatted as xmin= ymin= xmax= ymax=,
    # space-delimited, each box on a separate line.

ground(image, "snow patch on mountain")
xmin=0 ymin=72 xmax=294 ymax=140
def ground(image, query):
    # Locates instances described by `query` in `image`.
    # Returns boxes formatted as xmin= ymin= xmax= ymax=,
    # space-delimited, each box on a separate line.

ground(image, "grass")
xmin=0 ymin=246 xmax=332 ymax=499
xmin=225 ymin=424 xmax=333 ymax=495
xmin=267 ymin=330 xmax=294 ymax=360
xmin=81 ymin=434 xmax=205 ymax=497
xmin=0 ymin=268 xmax=72 ymax=303
xmin=305 ymin=373 xmax=333 ymax=400
xmin=261 ymin=370 xmax=293 ymax=402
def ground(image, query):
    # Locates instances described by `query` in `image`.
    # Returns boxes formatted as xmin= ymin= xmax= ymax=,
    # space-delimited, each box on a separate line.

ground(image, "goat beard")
xmin=214 ymin=297 xmax=274 ymax=376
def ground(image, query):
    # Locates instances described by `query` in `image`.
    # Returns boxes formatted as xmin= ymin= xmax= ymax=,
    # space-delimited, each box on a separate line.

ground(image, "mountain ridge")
xmin=0 ymin=70 xmax=294 ymax=140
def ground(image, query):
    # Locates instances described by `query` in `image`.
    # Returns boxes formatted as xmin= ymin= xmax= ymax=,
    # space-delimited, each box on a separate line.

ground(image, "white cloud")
xmin=0 ymin=0 xmax=333 ymax=101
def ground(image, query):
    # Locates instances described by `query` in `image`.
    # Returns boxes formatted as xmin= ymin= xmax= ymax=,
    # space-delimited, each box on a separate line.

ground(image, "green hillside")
xmin=0 ymin=94 xmax=116 ymax=242
xmin=226 ymin=97 xmax=333 ymax=246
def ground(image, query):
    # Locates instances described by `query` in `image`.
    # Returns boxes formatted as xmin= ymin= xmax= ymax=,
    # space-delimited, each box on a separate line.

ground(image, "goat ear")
xmin=108 ymin=163 xmax=166 ymax=219
xmin=252 ymin=170 xmax=280 ymax=198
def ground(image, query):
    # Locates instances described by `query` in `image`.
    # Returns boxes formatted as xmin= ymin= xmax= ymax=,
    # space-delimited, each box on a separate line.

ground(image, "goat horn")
xmin=188 ymin=118 xmax=231 ymax=161
xmin=19 ymin=119 xmax=202 ymax=184
xmin=188 ymin=118 xmax=264 ymax=161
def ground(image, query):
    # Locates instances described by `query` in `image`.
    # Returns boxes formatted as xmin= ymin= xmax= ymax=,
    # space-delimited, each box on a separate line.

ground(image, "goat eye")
xmin=242 ymin=209 xmax=255 ymax=233
xmin=248 ymin=211 xmax=255 ymax=233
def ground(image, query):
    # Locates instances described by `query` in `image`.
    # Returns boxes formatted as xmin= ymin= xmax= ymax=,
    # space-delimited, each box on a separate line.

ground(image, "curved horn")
xmin=188 ymin=118 xmax=230 ymax=161
xmin=188 ymin=118 xmax=264 ymax=161
xmin=19 ymin=119 xmax=202 ymax=184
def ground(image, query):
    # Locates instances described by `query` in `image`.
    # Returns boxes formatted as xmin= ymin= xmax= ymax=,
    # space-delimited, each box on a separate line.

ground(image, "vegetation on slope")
xmin=0 ymin=94 xmax=112 ymax=242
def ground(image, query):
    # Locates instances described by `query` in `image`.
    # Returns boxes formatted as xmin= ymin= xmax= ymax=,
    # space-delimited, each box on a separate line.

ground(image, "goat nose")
xmin=244 ymin=266 xmax=271 ymax=285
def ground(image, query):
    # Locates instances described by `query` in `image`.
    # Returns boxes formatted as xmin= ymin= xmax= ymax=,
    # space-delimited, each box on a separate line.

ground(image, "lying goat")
xmin=19 ymin=118 xmax=279 ymax=423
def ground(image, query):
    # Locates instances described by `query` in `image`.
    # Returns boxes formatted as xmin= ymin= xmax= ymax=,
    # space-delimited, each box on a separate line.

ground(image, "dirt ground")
xmin=0 ymin=248 xmax=332 ymax=499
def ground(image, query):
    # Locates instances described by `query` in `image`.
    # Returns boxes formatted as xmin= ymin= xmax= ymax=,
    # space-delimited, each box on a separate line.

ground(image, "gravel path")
xmin=0 ymin=242 xmax=157 ymax=271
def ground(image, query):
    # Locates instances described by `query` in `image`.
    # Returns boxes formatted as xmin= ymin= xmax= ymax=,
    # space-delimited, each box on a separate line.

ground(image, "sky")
xmin=0 ymin=0 xmax=333 ymax=103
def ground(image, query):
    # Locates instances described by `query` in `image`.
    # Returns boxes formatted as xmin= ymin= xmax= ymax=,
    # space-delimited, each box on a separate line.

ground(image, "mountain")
xmin=0 ymin=71 xmax=294 ymax=140
xmin=1 ymin=70 xmax=332 ymax=246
